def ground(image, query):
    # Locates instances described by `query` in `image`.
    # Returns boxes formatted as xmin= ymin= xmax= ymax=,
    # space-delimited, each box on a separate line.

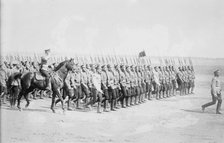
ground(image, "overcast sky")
xmin=2 ymin=0 xmax=224 ymax=58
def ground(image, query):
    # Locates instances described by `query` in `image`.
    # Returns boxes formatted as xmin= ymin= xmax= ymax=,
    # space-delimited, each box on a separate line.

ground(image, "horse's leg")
xmin=33 ymin=89 xmax=37 ymax=100
xmin=71 ymin=91 xmax=79 ymax=108
xmin=9 ymin=89 xmax=13 ymax=108
xmin=55 ymin=93 xmax=66 ymax=106
xmin=24 ymin=87 xmax=35 ymax=108
xmin=13 ymin=87 xmax=20 ymax=108
xmin=17 ymin=91 xmax=23 ymax=110
xmin=51 ymin=92 xmax=56 ymax=113
xmin=56 ymin=88 xmax=65 ymax=112
xmin=24 ymin=91 xmax=30 ymax=108
xmin=55 ymin=98 xmax=61 ymax=106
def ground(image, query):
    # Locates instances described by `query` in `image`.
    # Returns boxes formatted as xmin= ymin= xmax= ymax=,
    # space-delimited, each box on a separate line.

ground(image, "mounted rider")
xmin=40 ymin=49 xmax=51 ymax=91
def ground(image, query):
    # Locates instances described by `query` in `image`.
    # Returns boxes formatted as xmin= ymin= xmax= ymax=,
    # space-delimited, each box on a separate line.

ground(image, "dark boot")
xmin=114 ymin=99 xmax=119 ymax=109
xmin=111 ymin=100 xmax=116 ymax=111
xmin=122 ymin=98 xmax=126 ymax=108
xmin=76 ymin=99 xmax=81 ymax=109
xmin=103 ymin=100 xmax=109 ymax=112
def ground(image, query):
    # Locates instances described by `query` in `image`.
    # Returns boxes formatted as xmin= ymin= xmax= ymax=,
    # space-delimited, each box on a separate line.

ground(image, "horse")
xmin=17 ymin=59 xmax=75 ymax=113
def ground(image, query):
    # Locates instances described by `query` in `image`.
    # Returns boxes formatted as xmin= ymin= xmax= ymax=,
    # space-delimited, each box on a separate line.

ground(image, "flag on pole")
xmin=138 ymin=50 xmax=146 ymax=58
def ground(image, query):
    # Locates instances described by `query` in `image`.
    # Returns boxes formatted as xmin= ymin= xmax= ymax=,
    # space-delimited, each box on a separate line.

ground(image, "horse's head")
xmin=65 ymin=58 xmax=75 ymax=71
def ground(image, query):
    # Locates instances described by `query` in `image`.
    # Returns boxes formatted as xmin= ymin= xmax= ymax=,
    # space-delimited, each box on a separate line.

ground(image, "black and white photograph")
xmin=1 ymin=0 xmax=224 ymax=143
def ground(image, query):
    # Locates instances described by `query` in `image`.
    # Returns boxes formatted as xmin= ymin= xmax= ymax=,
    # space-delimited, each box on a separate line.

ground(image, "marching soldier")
xmin=201 ymin=70 xmax=222 ymax=114
xmin=153 ymin=66 xmax=160 ymax=100
xmin=182 ymin=66 xmax=188 ymax=95
xmin=177 ymin=67 xmax=184 ymax=96
xmin=129 ymin=65 xmax=136 ymax=105
xmin=64 ymin=68 xmax=75 ymax=110
xmin=80 ymin=65 xmax=90 ymax=104
xmin=113 ymin=65 xmax=121 ymax=109
xmin=101 ymin=65 xmax=110 ymax=112
xmin=95 ymin=65 xmax=103 ymax=113
xmin=140 ymin=66 xmax=147 ymax=102
xmin=188 ymin=66 xmax=195 ymax=94
xmin=85 ymin=64 xmax=102 ymax=113
xmin=158 ymin=66 xmax=164 ymax=99
xmin=125 ymin=65 xmax=132 ymax=106
xmin=167 ymin=66 xmax=173 ymax=97
xmin=119 ymin=65 xmax=128 ymax=108
xmin=170 ymin=66 xmax=177 ymax=96
xmin=131 ymin=65 xmax=137 ymax=104
xmin=146 ymin=65 xmax=153 ymax=100
xmin=164 ymin=66 xmax=171 ymax=97
xmin=107 ymin=64 xmax=116 ymax=111
xmin=85 ymin=64 xmax=94 ymax=109
xmin=136 ymin=66 xmax=143 ymax=103
xmin=72 ymin=64 xmax=82 ymax=109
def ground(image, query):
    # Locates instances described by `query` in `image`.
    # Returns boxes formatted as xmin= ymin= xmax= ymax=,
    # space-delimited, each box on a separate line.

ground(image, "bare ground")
xmin=1 ymin=77 xmax=224 ymax=143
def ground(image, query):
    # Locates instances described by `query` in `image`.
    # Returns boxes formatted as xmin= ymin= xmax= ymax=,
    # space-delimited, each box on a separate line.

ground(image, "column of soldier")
xmin=0 ymin=55 xmax=195 ymax=113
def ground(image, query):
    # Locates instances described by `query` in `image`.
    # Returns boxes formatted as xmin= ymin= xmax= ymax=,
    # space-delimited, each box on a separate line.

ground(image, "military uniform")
xmin=136 ymin=66 xmax=142 ymax=103
xmin=129 ymin=66 xmax=136 ymax=105
xmin=170 ymin=66 xmax=177 ymax=95
xmin=64 ymin=70 xmax=75 ymax=110
xmin=145 ymin=66 xmax=152 ymax=100
xmin=132 ymin=66 xmax=139 ymax=104
xmin=158 ymin=67 xmax=165 ymax=99
xmin=152 ymin=67 xmax=160 ymax=99
xmin=86 ymin=65 xmax=102 ymax=113
xmin=113 ymin=65 xmax=120 ymax=108
xmin=176 ymin=67 xmax=184 ymax=95
xmin=40 ymin=49 xmax=51 ymax=90
xmin=202 ymin=70 xmax=222 ymax=114
xmin=101 ymin=65 xmax=109 ymax=111
xmin=73 ymin=68 xmax=82 ymax=108
xmin=80 ymin=66 xmax=90 ymax=99
xmin=107 ymin=65 xmax=117 ymax=111
xmin=119 ymin=65 xmax=128 ymax=108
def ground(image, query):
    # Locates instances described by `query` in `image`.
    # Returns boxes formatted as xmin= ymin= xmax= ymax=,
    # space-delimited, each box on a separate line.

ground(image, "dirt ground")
xmin=1 ymin=74 xmax=224 ymax=143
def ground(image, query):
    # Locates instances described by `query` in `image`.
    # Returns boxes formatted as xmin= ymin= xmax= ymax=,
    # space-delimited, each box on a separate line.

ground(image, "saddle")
xmin=34 ymin=72 xmax=63 ymax=87
xmin=34 ymin=72 xmax=46 ymax=81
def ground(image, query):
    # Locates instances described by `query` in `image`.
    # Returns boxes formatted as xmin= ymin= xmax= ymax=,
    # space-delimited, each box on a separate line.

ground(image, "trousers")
xmin=202 ymin=91 xmax=222 ymax=112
